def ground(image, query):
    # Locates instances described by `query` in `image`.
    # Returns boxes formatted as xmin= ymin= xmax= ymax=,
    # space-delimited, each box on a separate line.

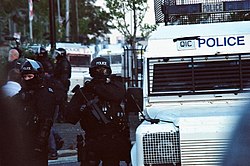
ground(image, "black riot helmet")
xmin=89 ymin=57 xmax=112 ymax=78
xmin=20 ymin=58 xmax=45 ymax=88
xmin=38 ymin=47 xmax=48 ymax=57
xmin=54 ymin=48 xmax=67 ymax=58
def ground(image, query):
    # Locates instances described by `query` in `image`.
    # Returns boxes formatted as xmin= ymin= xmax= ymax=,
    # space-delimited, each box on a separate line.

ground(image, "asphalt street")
xmin=48 ymin=155 xmax=130 ymax=166
xmin=49 ymin=113 xmax=139 ymax=166
xmin=48 ymin=155 xmax=80 ymax=166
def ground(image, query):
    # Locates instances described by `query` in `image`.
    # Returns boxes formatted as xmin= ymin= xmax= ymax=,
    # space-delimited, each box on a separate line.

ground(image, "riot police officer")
xmin=54 ymin=48 xmax=71 ymax=122
xmin=66 ymin=57 xmax=131 ymax=166
xmin=12 ymin=59 xmax=56 ymax=166
xmin=36 ymin=47 xmax=54 ymax=77
xmin=54 ymin=48 xmax=71 ymax=92
xmin=35 ymin=47 xmax=64 ymax=159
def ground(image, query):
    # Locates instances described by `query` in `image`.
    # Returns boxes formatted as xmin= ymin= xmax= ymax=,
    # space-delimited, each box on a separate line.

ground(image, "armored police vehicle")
xmin=130 ymin=20 xmax=250 ymax=165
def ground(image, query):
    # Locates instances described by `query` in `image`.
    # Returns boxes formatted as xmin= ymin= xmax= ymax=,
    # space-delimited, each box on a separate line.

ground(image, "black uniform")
xmin=36 ymin=52 xmax=54 ymax=76
xmin=12 ymin=85 xmax=56 ymax=166
xmin=7 ymin=59 xmax=56 ymax=166
xmin=66 ymin=57 xmax=131 ymax=166
xmin=54 ymin=54 xmax=71 ymax=92
xmin=53 ymin=48 xmax=71 ymax=122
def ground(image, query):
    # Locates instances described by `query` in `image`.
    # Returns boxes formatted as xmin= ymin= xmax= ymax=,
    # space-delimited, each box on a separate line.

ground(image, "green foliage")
xmin=0 ymin=0 xmax=29 ymax=39
xmin=139 ymin=23 xmax=157 ymax=39
xmin=0 ymin=0 xmax=113 ymax=44
xmin=77 ymin=0 xmax=113 ymax=43
xmin=105 ymin=0 xmax=157 ymax=44
xmin=0 ymin=0 xmax=26 ymax=15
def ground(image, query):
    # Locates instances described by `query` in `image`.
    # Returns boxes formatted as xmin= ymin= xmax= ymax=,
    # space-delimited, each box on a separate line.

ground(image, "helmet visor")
xmin=53 ymin=50 xmax=62 ymax=58
xmin=91 ymin=66 xmax=111 ymax=77
xmin=95 ymin=67 xmax=110 ymax=75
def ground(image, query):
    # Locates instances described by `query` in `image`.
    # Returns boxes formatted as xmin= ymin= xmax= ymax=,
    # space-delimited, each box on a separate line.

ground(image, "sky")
xmin=95 ymin=0 xmax=156 ymax=44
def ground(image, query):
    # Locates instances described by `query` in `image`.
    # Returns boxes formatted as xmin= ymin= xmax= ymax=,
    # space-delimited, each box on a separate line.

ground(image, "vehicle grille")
xmin=142 ymin=131 xmax=181 ymax=165
xmin=181 ymin=139 xmax=229 ymax=165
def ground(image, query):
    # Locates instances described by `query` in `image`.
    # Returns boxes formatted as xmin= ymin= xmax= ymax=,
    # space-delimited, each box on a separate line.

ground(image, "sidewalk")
xmin=57 ymin=149 xmax=77 ymax=158
xmin=53 ymin=113 xmax=140 ymax=150
xmin=53 ymin=122 xmax=84 ymax=150
xmin=49 ymin=122 xmax=81 ymax=165
xmin=49 ymin=113 xmax=140 ymax=165
xmin=48 ymin=149 xmax=79 ymax=165
xmin=49 ymin=150 xmax=131 ymax=166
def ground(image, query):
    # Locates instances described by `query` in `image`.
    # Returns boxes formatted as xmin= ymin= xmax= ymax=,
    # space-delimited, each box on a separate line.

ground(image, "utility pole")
xmin=71 ymin=0 xmax=79 ymax=42
xmin=28 ymin=0 xmax=33 ymax=40
xmin=57 ymin=0 xmax=62 ymax=40
xmin=57 ymin=0 xmax=61 ymax=26
xmin=66 ymin=0 xmax=70 ymax=41
xmin=49 ymin=0 xmax=56 ymax=51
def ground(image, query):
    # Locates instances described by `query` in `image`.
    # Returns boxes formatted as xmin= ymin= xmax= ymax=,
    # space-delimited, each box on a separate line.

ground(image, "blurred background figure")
xmin=1 ymin=68 xmax=21 ymax=97
xmin=53 ymin=48 xmax=71 ymax=122
xmin=0 ymin=68 xmax=22 ymax=166
xmin=7 ymin=48 xmax=21 ymax=72
xmin=36 ymin=47 xmax=54 ymax=77
xmin=1 ymin=48 xmax=22 ymax=86
xmin=34 ymin=47 xmax=64 ymax=160
xmin=54 ymin=48 xmax=71 ymax=93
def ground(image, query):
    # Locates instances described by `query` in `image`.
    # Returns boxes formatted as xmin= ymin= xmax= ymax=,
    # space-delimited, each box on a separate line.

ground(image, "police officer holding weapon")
xmin=66 ymin=57 xmax=131 ymax=166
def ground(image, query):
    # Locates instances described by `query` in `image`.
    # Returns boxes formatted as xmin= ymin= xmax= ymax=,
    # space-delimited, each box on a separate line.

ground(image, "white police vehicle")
xmin=130 ymin=21 xmax=250 ymax=166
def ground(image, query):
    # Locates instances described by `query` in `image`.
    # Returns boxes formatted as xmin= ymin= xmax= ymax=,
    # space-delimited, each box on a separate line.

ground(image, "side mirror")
xmin=125 ymin=87 xmax=143 ymax=113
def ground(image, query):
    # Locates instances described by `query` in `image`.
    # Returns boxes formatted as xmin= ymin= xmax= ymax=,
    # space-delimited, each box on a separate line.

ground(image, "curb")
xmin=58 ymin=149 xmax=77 ymax=157
xmin=48 ymin=156 xmax=79 ymax=165
xmin=48 ymin=149 xmax=79 ymax=165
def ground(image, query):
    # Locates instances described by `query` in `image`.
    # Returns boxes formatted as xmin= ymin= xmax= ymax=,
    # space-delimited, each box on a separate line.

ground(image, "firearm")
xmin=72 ymin=84 xmax=110 ymax=124
xmin=76 ymin=134 xmax=85 ymax=162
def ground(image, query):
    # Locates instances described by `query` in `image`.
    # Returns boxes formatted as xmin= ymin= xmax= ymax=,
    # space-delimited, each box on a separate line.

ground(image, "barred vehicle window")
xmin=111 ymin=55 xmax=122 ymax=64
xmin=155 ymin=0 xmax=250 ymax=24
xmin=149 ymin=54 xmax=250 ymax=96
xmin=68 ymin=56 xmax=91 ymax=67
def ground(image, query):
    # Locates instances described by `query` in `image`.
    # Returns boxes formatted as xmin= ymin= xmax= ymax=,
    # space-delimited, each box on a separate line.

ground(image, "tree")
xmin=0 ymin=0 xmax=29 ymax=40
xmin=77 ymin=0 xmax=113 ymax=44
xmin=0 ymin=0 xmax=113 ymax=45
xmin=105 ymin=0 xmax=157 ymax=44
xmin=105 ymin=0 xmax=157 ymax=81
